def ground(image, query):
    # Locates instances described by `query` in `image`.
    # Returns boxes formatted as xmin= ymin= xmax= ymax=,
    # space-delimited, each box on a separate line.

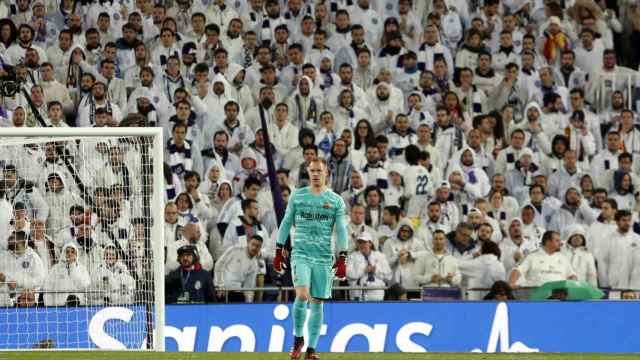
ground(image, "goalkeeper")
xmin=273 ymin=158 xmax=348 ymax=360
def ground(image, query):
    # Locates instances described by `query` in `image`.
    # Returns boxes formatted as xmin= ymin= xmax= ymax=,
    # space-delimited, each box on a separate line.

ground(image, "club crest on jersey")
xmin=322 ymin=202 xmax=332 ymax=209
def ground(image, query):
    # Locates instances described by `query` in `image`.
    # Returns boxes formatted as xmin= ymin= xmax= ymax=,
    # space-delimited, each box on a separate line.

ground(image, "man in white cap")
xmin=346 ymin=232 xmax=392 ymax=301
xmin=433 ymin=180 xmax=460 ymax=229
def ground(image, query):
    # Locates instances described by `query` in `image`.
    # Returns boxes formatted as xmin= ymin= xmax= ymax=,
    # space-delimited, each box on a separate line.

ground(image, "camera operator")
xmin=1 ymin=164 xmax=49 ymax=222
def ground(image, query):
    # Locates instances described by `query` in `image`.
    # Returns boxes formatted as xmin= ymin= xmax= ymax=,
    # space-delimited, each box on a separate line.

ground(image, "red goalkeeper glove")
xmin=273 ymin=245 xmax=287 ymax=275
xmin=333 ymin=251 xmax=347 ymax=280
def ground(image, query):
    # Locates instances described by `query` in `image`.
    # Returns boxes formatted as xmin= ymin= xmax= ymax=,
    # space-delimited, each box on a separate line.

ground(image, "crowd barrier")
xmin=1 ymin=300 xmax=639 ymax=352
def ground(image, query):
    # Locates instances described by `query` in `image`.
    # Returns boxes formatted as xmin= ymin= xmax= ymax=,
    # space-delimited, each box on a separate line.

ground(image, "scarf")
xmin=67 ymin=61 xmax=83 ymax=89
xmin=139 ymin=104 xmax=157 ymax=126
xmin=159 ymin=48 xmax=180 ymax=67
xmin=295 ymin=94 xmax=317 ymax=127
xmin=163 ymin=73 xmax=185 ymax=103
xmin=499 ymin=46 xmax=515 ymax=56
xmin=176 ymin=5 xmax=191 ymax=30
xmin=543 ymin=32 xmax=569 ymax=61
xmin=168 ymin=139 xmax=193 ymax=176
xmin=328 ymin=153 xmax=352 ymax=194
xmin=363 ymin=253 xmax=375 ymax=282
xmin=350 ymin=41 xmax=367 ymax=56
xmin=380 ymin=46 xmax=402 ymax=57
xmin=422 ymin=87 xmax=438 ymax=97
xmin=88 ymin=98 xmax=112 ymax=125
xmin=321 ymin=70 xmax=334 ymax=90
xmin=343 ymin=106 xmax=356 ymax=129
xmin=435 ymin=75 xmax=449 ymax=93
xmin=564 ymin=126 xmax=585 ymax=162
xmin=166 ymin=184 xmax=177 ymax=201
xmin=115 ymin=164 xmax=131 ymax=200
xmin=317 ymin=130 xmax=335 ymax=155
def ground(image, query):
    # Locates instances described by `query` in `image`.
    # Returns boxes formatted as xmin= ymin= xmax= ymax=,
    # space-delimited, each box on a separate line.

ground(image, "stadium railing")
xmin=3 ymin=286 xmax=630 ymax=306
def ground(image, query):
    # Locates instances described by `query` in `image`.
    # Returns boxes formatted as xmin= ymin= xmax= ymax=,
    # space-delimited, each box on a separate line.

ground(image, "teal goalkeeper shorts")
xmin=291 ymin=259 xmax=333 ymax=300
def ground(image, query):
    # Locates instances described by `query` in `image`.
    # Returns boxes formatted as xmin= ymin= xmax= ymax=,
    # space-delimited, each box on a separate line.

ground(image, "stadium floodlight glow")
xmin=0 ymin=127 xmax=165 ymax=351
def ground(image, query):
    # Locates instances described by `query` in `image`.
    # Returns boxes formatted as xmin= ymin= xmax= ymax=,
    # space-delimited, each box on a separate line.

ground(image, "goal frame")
xmin=0 ymin=127 xmax=165 ymax=351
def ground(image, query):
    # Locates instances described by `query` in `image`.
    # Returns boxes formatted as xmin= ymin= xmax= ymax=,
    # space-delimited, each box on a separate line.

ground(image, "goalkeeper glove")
xmin=273 ymin=244 xmax=287 ymax=275
xmin=332 ymin=251 xmax=347 ymax=280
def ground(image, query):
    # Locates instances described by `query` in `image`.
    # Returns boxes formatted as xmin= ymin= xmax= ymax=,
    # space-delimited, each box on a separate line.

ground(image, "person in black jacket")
xmin=165 ymin=245 xmax=215 ymax=304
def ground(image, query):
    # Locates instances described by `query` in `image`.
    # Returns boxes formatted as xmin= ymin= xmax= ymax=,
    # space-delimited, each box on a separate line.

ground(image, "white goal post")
xmin=0 ymin=127 xmax=165 ymax=351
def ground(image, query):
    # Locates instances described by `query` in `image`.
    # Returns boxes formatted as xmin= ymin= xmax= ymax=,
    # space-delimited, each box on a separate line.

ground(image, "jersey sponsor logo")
xmin=299 ymin=211 xmax=331 ymax=221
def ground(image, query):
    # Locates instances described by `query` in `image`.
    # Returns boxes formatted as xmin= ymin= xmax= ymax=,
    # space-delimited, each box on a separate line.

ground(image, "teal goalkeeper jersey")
xmin=276 ymin=187 xmax=349 ymax=265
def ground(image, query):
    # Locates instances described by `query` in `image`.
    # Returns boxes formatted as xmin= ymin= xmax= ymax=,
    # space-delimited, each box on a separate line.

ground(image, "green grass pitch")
xmin=0 ymin=353 xmax=636 ymax=360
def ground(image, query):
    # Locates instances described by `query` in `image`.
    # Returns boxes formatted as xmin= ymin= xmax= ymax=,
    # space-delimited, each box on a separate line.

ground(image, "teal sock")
xmin=307 ymin=302 xmax=323 ymax=348
xmin=292 ymin=298 xmax=308 ymax=337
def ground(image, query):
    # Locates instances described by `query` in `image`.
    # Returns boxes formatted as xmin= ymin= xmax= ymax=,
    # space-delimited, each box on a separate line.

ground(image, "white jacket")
xmin=268 ymin=121 xmax=300 ymax=157
xmin=500 ymin=237 xmax=539 ymax=275
xmin=562 ymin=246 xmax=597 ymax=287
xmin=382 ymin=220 xmax=430 ymax=267
xmin=587 ymin=220 xmax=616 ymax=270
xmin=43 ymin=243 xmax=91 ymax=306
xmin=0 ymin=247 xmax=46 ymax=304
xmin=347 ymin=250 xmax=392 ymax=301
xmin=548 ymin=201 xmax=596 ymax=237
xmin=601 ymin=230 xmax=640 ymax=289
xmin=628 ymin=239 xmax=640 ymax=290
xmin=457 ymin=254 xmax=506 ymax=299
xmin=0 ymin=198 xmax=12 ymax=252
xmin=589 ymin=150 xmax=620 ymax=189
xmin=214 ymin=245 xmax=260 ymax=303
xmin=43 ymin=172 xmax=84 ymax=236
xmin=165 ymin=218 xmax=188 ymax=249
xmin=89 ymin=260 xmax=136 ymax=305
xmin=412 ymin=252 xmax=461 ymax=287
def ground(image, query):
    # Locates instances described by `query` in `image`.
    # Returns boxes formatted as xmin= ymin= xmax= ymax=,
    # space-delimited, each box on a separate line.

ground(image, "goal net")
xmin=0 ymin=128 xmax=164 ymax=351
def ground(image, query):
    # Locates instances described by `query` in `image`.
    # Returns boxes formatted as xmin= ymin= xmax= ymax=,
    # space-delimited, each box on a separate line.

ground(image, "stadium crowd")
xmin=1 ymin=0 xmax=640 ymax=305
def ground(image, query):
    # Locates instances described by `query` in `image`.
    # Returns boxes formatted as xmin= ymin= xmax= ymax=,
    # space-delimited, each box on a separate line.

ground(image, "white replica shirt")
xmin=403 ymin=164 xmax=432 ymax=218
xmin=515 ymin=249 xmax=576 ymax=287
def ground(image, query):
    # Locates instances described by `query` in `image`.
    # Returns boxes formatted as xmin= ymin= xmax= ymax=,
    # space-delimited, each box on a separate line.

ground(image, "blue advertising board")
xmin=1 ymin=302 xmax=639 ymax=352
